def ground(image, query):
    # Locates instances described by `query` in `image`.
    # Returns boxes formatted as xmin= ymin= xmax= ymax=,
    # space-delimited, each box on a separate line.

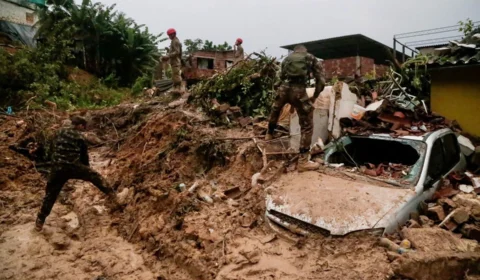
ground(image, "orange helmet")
xmin=167 ymin=28 xmax=176 ymax=36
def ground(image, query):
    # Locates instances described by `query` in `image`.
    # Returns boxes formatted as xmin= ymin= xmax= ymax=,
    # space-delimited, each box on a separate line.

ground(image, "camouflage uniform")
xmin=234 ymin=44 xmax=244 ymax=63
xmin=267 ymin=52 xmax=326 ymax=152
xmin=169 ymin=36 xmax=183 ymax=87
xmin=36 ymin=128 xmax=114 ymax=226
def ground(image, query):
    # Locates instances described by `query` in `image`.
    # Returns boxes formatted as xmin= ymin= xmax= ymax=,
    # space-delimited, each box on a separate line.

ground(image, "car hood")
xmin=265 ymin=171 xmax=416 ymax=236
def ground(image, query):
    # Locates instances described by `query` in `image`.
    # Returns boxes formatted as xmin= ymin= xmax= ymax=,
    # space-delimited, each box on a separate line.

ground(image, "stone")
xmin=406 ymin=219 xmax=421 ymax=229
xmin=452 ymin=208 xmax=470 ymax=225
xmin=419 ymin=215 xmax=434 ymax=227
xmin=117 ymin=188 xmax=130 ymax=205
xmin=61 ymin=212 xmax=79 ymax=231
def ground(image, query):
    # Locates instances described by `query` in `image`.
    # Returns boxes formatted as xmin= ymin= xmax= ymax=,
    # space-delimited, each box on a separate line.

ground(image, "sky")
xmin=82 ymin=0 xmax=480 ymax=58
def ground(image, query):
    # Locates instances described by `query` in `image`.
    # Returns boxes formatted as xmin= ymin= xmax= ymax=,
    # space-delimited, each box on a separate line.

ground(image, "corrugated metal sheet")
xmin=428 ymin=31 xmax=480 ymax=67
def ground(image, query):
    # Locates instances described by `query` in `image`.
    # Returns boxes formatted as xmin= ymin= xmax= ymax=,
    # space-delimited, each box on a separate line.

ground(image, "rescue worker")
xmin=166 ymin=28 xmax=183 ymax=92
xmin=35 ymin=116 xmax=119 ymax=232
xmin=266 ymin=45 xmax=326 ymax=172
xmin=234 ymin=38 xmax=244 ymax=62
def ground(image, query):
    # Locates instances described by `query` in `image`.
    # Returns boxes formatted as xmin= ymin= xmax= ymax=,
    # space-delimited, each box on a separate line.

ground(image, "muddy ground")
xmin=1 ymin=98 xmax=479 ymax=280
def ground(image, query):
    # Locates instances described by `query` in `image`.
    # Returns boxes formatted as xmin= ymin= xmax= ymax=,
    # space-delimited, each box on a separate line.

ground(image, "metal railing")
xmin=393 ymin=21 xmax=480 ymax=62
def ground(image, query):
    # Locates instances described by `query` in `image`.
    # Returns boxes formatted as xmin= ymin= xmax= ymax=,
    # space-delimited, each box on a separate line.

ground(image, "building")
xmin=182 ymin=50 xmax=236 ymax=81
xmin=0 ymin=0 xmax=44 ymax=48
xmin=281 ymin=34 xmax=405 ymax=80
xmin=427 ymin=31 xmax=480 ymax=137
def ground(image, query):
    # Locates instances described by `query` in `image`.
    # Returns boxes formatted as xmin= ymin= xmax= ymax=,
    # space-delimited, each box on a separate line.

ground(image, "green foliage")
xmin=0 ymin=0 xmax=161 ymax=110
xmin=131 ymin=75 xmax=152 ymax=95
xmin=191 ymin=53 xmax=279 ymax=117
xmin=459 ymin=18 xmax=476 ymax=37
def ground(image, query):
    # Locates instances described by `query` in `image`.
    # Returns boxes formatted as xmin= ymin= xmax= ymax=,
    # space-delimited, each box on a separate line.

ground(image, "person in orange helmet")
xmin=234 ymin=38 xmax=244 ymax=63
xmin=166 ymin=28 xmax=183 ymax=92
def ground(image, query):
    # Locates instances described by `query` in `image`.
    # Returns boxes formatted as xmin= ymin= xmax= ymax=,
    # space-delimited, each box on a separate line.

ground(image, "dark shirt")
xmin=52 ymin=128 xmax=89 ymax=166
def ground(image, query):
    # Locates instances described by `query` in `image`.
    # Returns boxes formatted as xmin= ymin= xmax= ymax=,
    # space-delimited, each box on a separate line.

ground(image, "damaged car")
xmin=265 ymin=128 xmax=467 ymax=236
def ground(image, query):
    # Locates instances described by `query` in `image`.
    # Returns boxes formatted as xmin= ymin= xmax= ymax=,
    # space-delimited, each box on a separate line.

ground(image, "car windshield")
xmin=324 ymin=135 xmax=427 ymax=186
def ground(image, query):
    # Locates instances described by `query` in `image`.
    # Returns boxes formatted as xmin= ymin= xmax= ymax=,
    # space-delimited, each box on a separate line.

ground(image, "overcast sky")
xmin=85 ymin=0 xmax=479 ymax=58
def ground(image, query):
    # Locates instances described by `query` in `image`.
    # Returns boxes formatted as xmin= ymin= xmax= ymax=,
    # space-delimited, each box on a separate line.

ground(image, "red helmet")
xmin=167 ymin=28 xmax=176 ymax=36
xmin=236 ymin=38 xmax=243 ymax=44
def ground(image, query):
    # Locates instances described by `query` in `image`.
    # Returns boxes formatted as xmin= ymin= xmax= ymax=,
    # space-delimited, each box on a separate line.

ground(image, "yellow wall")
xmin=431 ymin=66 xmax=480 ymax=137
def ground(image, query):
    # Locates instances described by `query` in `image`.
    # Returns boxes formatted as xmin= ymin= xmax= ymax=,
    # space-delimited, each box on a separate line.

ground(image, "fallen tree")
xmin=190 ymin=52 xmax=279 ymax=117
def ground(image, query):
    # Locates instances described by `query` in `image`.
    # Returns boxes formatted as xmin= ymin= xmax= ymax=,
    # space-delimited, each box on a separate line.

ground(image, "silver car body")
xmin=265 ymin=128 xmax=467 ymax=236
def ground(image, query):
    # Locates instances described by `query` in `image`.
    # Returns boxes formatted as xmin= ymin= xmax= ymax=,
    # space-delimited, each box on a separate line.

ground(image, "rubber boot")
xmin=34 ymin=217 xmax=44 ymax=232
xmin=297 ymin=152 xmax=320 ymax=172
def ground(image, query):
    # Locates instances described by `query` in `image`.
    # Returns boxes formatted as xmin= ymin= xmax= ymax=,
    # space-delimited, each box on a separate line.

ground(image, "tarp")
xmin=0 ymin=20 xmax=37 ymax=47
xmin=28 ymin=0 xmax=46 ymax=5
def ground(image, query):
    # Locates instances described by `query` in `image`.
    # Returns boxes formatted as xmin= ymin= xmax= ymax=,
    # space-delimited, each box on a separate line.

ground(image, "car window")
xmin=442 ymin=134 xmax=460 ymax=173
xmin=426 ymin=139 xmax=445 ymax=183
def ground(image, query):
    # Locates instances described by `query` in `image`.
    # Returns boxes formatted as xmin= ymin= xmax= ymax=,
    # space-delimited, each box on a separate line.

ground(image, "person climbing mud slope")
xmin=34 ymin=116 xmax=121 ymax=232
xmin=266 ymin=44 xmax=326 ymax=172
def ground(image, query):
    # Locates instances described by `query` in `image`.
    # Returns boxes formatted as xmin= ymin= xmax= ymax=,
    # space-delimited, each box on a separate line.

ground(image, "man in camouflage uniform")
xmin=266 ymin=45 xmax=326 ymax=172
xmin=166 ymin=28 xmax=183 ymax=92
xmin=234 ymin=38 xmax=244 ymax=63
xmin=35 ymin=116 xmax=119 ymax=231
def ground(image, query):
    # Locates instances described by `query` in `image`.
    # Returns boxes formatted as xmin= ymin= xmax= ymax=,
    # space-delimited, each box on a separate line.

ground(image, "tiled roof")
xmin=427 ymin=32 xmax=480 ymax=67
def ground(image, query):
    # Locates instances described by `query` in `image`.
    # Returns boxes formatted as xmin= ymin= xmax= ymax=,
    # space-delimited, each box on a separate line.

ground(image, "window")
xmin=225 ymin=60 xmax=234 ymax=69
xmin=197 ymin=58 xmax=214 ymax=69
xmin=426 ymin=139 xmax=445 ymax=184
xmin=442 ymin=134 xmax=460 ymax=173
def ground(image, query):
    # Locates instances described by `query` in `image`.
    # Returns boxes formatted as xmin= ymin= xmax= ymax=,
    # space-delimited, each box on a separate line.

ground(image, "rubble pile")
xmin=339 ymin=91 xmax=461 ymax=137
xmin=411 ymin=172 xmax=480 ymax=241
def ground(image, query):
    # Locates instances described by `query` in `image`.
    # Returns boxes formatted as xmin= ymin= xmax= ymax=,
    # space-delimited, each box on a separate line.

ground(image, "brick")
xmin=427 ymin=205 xmax=446 ymax=221
xmin=438 ymin=198 xmax=457 ymax=209
xmin=460 ymin=224 xmax=480 ymax=242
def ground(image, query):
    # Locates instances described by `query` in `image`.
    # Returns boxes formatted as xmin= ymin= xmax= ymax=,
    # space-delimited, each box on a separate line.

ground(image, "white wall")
xmin=0 ymin=0 xmax=38 ymax=26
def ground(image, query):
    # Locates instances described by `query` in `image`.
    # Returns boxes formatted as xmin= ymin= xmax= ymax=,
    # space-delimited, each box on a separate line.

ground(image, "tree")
xmin=35 ymin=0 xmax=164 ymax=86
xmin=184 ymin=38 xmax=203 ymax=55
xmin=183 ymin=38 xmax=233 ymax=53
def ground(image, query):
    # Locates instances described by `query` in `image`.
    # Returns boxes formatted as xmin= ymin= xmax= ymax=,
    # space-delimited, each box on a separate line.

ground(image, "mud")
xmin=1 ymin=100 xmax=479 ymax=280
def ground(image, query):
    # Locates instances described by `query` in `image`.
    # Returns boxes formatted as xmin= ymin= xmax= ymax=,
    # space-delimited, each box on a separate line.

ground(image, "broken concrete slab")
xmin=458 ymin=135 xmax=475 ymax=157
xmin=460 ymin=184 xmax=475 ymax=194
